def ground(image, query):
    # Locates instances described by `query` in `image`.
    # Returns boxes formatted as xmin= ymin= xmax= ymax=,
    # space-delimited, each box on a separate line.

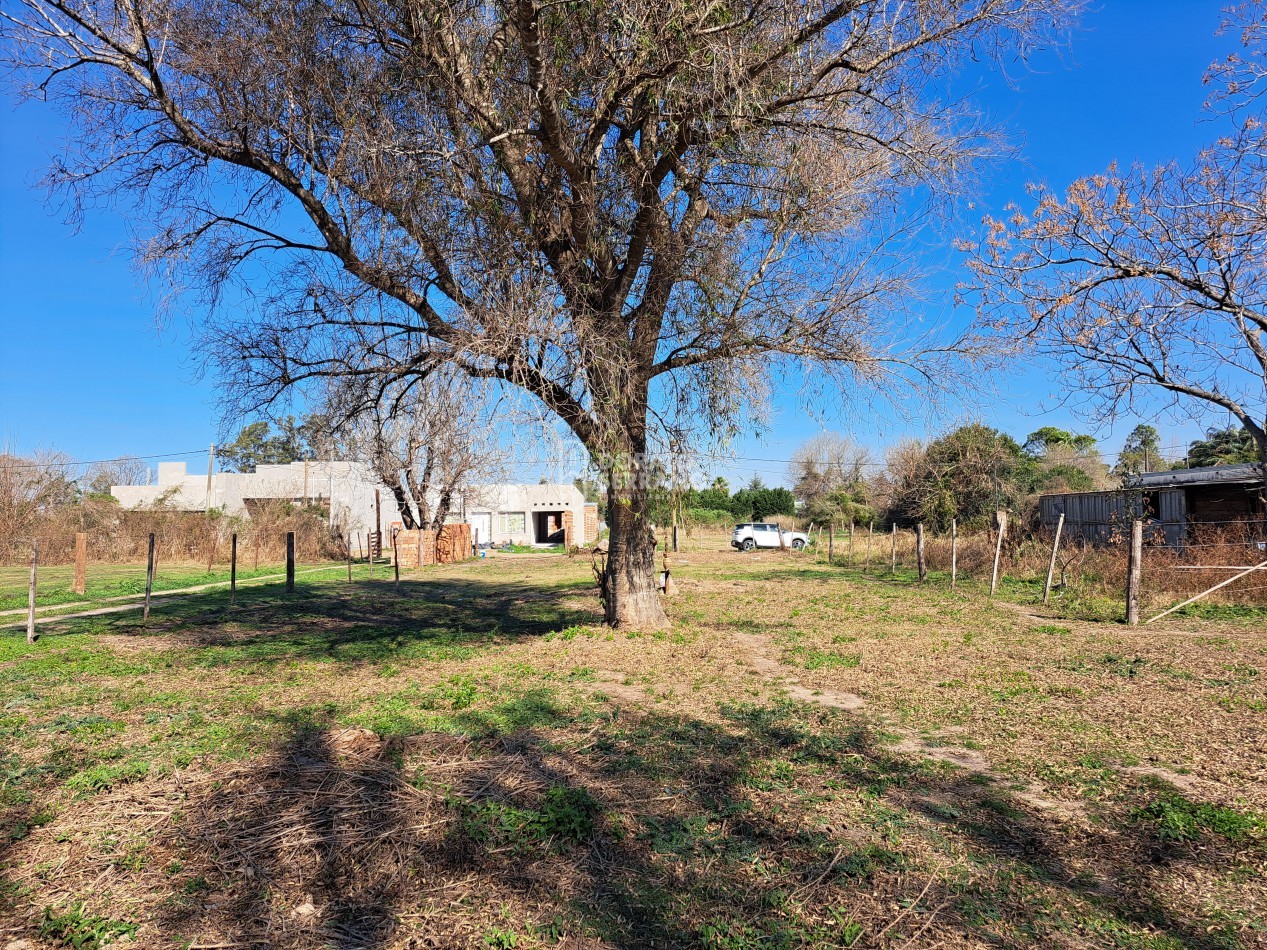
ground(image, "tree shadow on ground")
xmin=38 ymin=571 xmax=604 ymax=666
xmin=31 ymin=701 xmax=1248 ymax=949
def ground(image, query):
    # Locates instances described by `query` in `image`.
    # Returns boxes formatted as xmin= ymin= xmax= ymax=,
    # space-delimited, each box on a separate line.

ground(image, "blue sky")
xmin=0 ymin=2 xmax=1241 ymax=485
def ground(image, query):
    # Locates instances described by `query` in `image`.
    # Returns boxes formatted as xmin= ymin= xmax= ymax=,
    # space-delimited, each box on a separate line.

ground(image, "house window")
xmin=501 ymin=511 xmax=526 ymax=535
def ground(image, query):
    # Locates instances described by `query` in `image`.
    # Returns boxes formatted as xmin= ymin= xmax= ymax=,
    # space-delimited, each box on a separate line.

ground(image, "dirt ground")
xmin=0 ymin=537 xmax=1263 ymax=948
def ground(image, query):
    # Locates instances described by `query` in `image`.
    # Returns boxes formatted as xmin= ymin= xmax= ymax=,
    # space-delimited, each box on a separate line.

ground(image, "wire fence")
xmin=700 ymin=518 xmax=1267 ymax=620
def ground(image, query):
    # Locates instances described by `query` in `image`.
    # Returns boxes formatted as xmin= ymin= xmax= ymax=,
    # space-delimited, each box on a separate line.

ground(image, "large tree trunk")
xmin=603 ymin=477 xmax=669 ymax=629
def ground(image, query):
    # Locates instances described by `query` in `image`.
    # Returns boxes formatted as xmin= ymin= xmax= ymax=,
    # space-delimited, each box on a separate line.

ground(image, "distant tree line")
xmin=669 ymin=421 xmax=1262 ymax=533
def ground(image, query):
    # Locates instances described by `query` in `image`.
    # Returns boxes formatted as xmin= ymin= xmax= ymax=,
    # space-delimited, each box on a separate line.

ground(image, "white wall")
xmin=111 ymin=463 xmax=580 ymax=546
xmin=463 ymin=483 xmax=587 ymax=546
xmin=111 ymin=460 xmax=403 ymax=537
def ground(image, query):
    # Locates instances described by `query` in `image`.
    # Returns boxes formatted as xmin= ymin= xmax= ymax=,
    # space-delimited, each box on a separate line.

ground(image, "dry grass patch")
xmin=1 ymin=542 xmax=1264 ymax=947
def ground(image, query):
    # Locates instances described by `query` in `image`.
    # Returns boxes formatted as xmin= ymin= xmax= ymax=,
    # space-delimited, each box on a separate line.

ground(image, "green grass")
xmin=0 ymin=559 xmax=376 ymax=613
xmin=1131 ymin=786 xmax=1265 ymax=843
xmin=0 ymin=546 xmax=1263 ymax=948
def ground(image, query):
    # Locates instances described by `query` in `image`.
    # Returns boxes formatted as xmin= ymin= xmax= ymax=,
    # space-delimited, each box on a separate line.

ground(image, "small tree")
xmin=328 ymin=373 xmax=506 ymax=531
xmin=82 ymin=456 xmax=148 ymax=496
xmin=966 ymin=5 xmax=1267 ymax=491
xmin=1114 ymin=424 xmax=1165 ymax=478
xmin=790 ymin=433 xmax=874 ymax=524
xmin=217 ymin=419 xmax=316 ymax=473
xmin=887 ymin=424 xmax=1024 ymax=530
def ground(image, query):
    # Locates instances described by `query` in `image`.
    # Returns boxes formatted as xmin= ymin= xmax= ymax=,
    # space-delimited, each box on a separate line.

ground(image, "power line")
xmin=0 ymin=449 xmax=208 ymax=473
xmin=0 ymin=440 xmax=1226 ymax=477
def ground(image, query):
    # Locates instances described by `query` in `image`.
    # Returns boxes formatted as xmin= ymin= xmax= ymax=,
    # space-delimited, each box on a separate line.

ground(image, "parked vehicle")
xmin=731 ymin=522 xmax=810 ymax=551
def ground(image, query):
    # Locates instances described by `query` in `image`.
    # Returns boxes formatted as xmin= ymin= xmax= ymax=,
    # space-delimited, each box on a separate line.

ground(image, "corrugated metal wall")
xmin=1040 ymin=488 xmax=1187 ymax=548
xmin=1157 ymin=489 xmax=1186 ymax=547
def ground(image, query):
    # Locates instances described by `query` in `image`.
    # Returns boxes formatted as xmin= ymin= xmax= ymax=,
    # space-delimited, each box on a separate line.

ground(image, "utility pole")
xmin=204 ymin=444 xmax=216 ymax=514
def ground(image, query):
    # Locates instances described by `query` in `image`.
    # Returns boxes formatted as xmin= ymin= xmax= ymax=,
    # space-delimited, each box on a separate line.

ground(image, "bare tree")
xmin=789 ymin=433 xmax=873 ymax=521
xmin=0 ymin=449 xmax=77 ymax=554
xmin=966 ymin=4 xmax=1267 ymax=479
xmin=83 ymin=456 xmax=148 ymax=495
xmin=328 ymin=372 xmax=507 ymax=532
xmin=4 ymin=0 xmax=1074 ymax=627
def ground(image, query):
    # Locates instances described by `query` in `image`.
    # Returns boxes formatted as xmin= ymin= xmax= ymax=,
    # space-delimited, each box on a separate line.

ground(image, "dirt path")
xmin=727 ymin=627 xmax=1090 ymax=818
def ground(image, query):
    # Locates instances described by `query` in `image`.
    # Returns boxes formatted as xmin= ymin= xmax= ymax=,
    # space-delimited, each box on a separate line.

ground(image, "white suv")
xmin=732 ymin=522 xmax=809 ymax=551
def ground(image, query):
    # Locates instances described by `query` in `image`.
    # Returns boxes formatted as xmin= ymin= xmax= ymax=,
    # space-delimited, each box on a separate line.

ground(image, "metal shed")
xmin=1039 ymin=463 xmax=1264 ymax=548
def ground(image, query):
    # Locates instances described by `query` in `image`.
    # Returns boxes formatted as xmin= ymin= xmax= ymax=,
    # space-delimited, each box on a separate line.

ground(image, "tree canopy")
xmin=217 ymin=418 xmax=318 ymax=473
xmin=967 ymin=3 xmax=1267 ymax=470
xmin=5 ymin=0 xmax=1075 ymax=627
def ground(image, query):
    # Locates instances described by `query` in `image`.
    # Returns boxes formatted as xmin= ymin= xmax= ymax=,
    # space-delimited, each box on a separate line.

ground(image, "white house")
xmin=461 ymin=483 xmax=590 ymax=546
xmin=111 ymin=463 xmax=595 ymax=546
xmin=111 ymin=460 xmax=404 ymax=537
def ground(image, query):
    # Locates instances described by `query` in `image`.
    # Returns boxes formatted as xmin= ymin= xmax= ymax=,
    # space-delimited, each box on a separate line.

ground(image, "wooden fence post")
xmin=347 ymin=533 xmax=353 ymax=582
xmin=392 ymin=529 xmax=400 ymax=585
xmin=26 ymin=540 xmax=38 ymax=644
xmin=286 ymin=531 xmax=296 ymax=593
xmin=866 ymin=522 xmax=873 ymax=571
xmin=990 ymin=510 xmax=1008 ymax=597
xmin=73 ymin=531 xmax=87 ymax=596
xmin=916 ymin=523 xmax=927 ymax=583
xmin=847 ymin=521 xmax=855 ymax=564
xmin=143 ymin=533 xmax=155 ymax=622
xmin=890 ymin=523 xmax=897 ymax=575
xmin=1126 ymin=518 xmax=1143 ymax=625
xmin=230 ymin=532 xmax=238 ymax=605
xmin=1042 ymin=512 xmax=1065 ymax=605
xmin=672 ymin=515 xmax=679 ymax=553
xmin=950 ymin=519 xmax=958 ymax=589
xmin=828 ymin=522 xmax=834 ymax=564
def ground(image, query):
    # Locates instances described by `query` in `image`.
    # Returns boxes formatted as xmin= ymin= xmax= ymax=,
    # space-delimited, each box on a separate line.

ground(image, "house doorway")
xmin=534 ymin=511 xmax=565 ymax=545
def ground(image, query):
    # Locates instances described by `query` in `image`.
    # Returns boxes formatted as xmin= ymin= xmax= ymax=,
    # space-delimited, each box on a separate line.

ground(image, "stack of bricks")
xmin=393 ymin=524 xmax=474 ymax=568
xmin=392 ymin=529 xmax=432 ymax=568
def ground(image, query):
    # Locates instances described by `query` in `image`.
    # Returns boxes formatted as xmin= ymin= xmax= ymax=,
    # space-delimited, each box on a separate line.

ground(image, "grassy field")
xmin=0 ymin=535 xmax=1264 ymax=948
xmin=0 ymin=559 xmax=395 ymax=616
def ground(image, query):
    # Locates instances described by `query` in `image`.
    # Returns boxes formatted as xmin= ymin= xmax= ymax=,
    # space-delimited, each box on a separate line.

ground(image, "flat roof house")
xmin=461 ymin=483 xmax=593 ymax=547
xmin=110 ymin=460 xmax=404 ymax=537
xmin=112 ymin=463 xmax=599 ymax=547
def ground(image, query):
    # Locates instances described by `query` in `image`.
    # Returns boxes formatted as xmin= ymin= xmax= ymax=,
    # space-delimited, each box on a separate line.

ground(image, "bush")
xmin=685 ymin=508 xmax=735 ymax=527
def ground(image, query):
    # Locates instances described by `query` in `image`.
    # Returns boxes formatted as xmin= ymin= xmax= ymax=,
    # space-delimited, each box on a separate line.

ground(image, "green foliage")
xmin=731 ymin=485 xmax=796 ymax=521
xmin=39 ymin=904 xmax=138 ymax=949
xmin=1185 ymin=426 xmax=1259 ymax=467
xmin=217 ymin=416 xmax=320 ymax=473
xmin=64 ymin=761 xmax=150 ymax=795
xmin=482 ymin=928 xmax=522 ymax=949
xmin=685 ymin=507 xmax=735 ymax=527
xmin=680 ymin=476 xmax=795 ymax=523
xmin=890 ymin=424 xmax=1027 ymax=530
xmin=572 ymin=475 xmax=606 ymax=518
xmin=1022 ymin=427 xmax=1096 ymax=458
xmin=1114 ymin=424 xmax=1164 ymax=476
xmin=452 ymin=784 xmax=601 ymax=852
xmin=1131 ymin=790 xmax=1263 ymax=843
